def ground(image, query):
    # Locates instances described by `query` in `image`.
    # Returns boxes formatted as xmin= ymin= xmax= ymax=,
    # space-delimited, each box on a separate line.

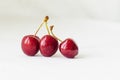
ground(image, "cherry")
xmin=49 ymin=25 xmax=79 ymax=58
xmin=59 ymin=39 xmax=78 ymax=58
xmin=21 ymin=35 xmax=39 ymax=56
xmin=21 ymin=16 xmax=49 ymax=56
xmin=39 ymin=18 xmax=58 ymax=57
xmin=39 ymin=35 xmax=58 ymax=57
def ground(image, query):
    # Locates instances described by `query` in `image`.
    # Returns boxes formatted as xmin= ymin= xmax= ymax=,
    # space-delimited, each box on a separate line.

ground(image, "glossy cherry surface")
xmin=59 ymin=38 xmax=78 ymax=58
xmin=39 ymin=35 xmax=58 ymax=57
xmin=21 ymin=35 xmax=39 ymax=56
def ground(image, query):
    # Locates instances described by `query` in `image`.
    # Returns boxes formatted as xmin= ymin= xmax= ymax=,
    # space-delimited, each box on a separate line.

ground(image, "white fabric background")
xmin=0 ymin=0 xmax=120 ymax=21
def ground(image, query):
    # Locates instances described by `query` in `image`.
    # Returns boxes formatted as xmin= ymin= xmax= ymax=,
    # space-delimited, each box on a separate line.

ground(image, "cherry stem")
xmin=45 ymin=22 xmax=50 ymax=35
xmin=34 ymin=16 xmax=49 ymax=36
xmin=50 ymin=25 xmax=62 ymax=42
xmin=34 ymin=22 xmax=44 ymax=36
xmin=44 ymin=16 xmax=50 ymax=35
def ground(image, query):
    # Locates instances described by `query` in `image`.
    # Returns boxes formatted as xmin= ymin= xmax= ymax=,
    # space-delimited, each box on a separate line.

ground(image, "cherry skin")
xmin=21 ymin=35 xmax=39 ymax=56
xmin=59 ymin=38 xmax=78 ymax=58
xmin=39 ymin=35 xmax=58 ymax=57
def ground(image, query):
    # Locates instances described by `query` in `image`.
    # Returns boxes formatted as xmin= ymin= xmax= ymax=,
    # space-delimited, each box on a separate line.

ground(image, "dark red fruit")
xmin=39 ymin=35 xmax=58 ymax=57
xmin=59 ymin=38 xmax=78 ymax=58
xmin=21 ymin=35 xmax=39 ymax=56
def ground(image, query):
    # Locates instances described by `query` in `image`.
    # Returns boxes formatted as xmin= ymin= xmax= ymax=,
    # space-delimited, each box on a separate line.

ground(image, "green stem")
xmin=34 ymin=16 xmax=49 ymax=36
xmin=50 ymin=25 xmax=62 ymax=42
xmin=45 ymin=22 xmax=50 ymax=35
xmin=34 ymin=22 xmax=44 ymax=36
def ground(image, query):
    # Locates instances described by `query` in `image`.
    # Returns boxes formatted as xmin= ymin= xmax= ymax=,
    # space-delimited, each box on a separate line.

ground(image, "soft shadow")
xmin=52 ymin=52 xmax=91 ymax=59
xmin=75 ymin=53 xmax=91 ymax=59
xmin=32 ymin=52 xmax=91 ymax=59
xmin=52 ymin=54 xmax=62 ymax=58
xmin=33 ymin=54 xmax=42 ymax=57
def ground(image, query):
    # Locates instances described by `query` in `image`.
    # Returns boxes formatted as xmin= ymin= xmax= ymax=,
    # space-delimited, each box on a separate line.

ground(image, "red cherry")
xmin=21 ymin=35 xmax=39 ymax=56
xmin=59 ymin=38 xmax=78 ymax=58
xmin=39 ymin=35 xmax=58 ymax=57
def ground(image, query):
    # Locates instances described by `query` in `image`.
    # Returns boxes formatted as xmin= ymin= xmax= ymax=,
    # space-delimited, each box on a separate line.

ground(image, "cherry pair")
xmin=21 ymin=16 xmax=78 ymax=58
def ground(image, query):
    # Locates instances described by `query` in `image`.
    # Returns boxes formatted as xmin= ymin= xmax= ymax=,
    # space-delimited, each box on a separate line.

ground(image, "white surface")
xmin=0 ymin=0 xmax=120 ymax=80
xmin=1 ymin=0 xmax=120 ymax=21
xmin=0 ymin=18 xmax=120 ymax=80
